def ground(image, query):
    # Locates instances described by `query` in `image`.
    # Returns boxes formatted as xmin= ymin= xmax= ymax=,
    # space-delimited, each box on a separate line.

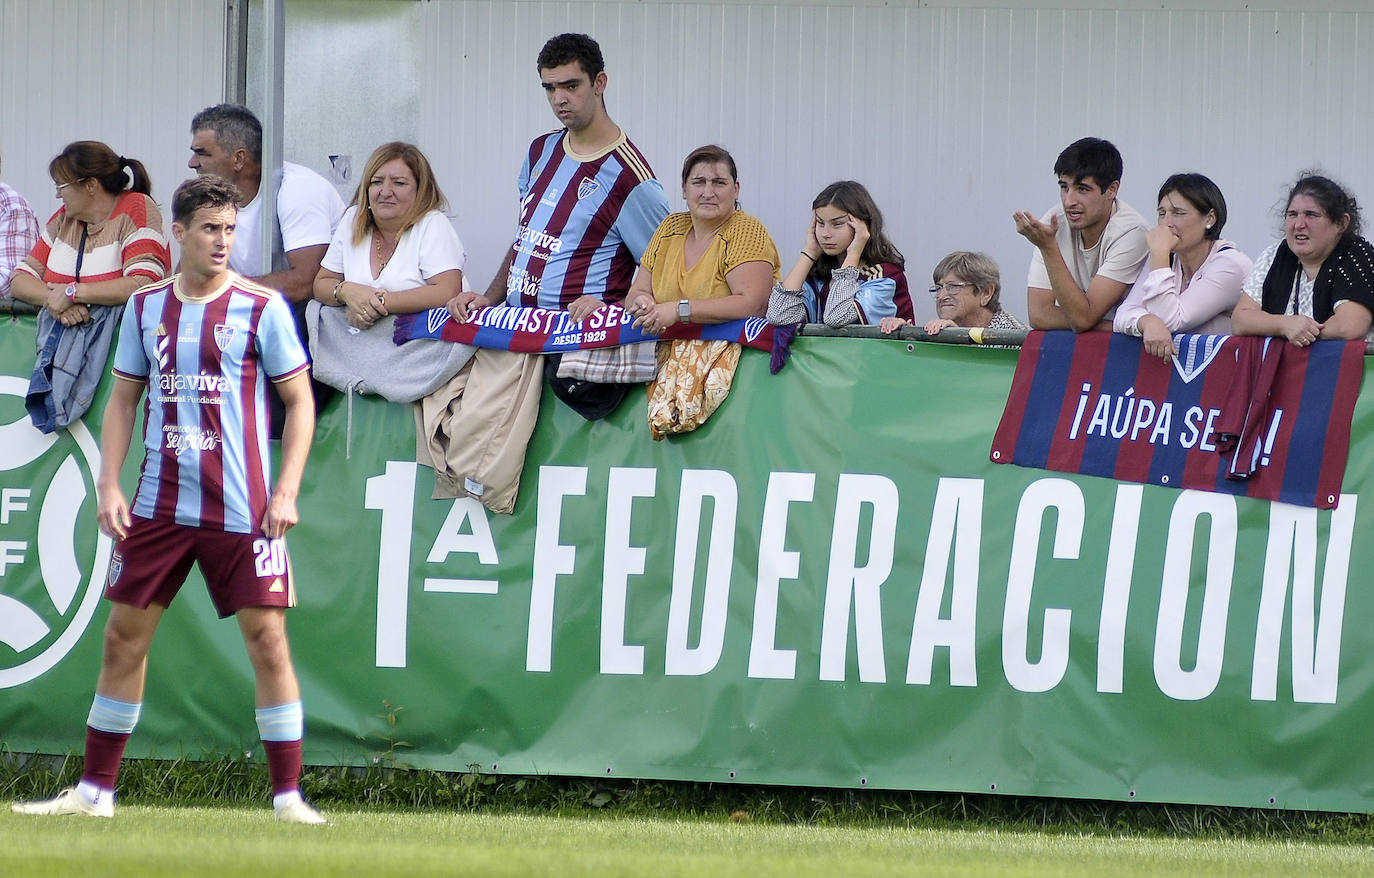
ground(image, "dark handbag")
xmin=543 ymin=353 xmax=632 ymax=420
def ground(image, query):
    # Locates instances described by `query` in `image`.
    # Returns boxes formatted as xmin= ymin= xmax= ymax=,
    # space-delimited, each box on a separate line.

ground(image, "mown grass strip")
xmin=5 ymin=807 xmax=1374 ymax=878
xmin=3 ymin=748 xmax=1372 ymax=843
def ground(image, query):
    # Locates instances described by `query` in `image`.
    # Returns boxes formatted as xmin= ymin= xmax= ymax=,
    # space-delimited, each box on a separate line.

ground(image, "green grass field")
xmin=6 ymin=754 xmax=1374 ymax=877
xmin=5 ymin=806 xmax=1374 ymax=878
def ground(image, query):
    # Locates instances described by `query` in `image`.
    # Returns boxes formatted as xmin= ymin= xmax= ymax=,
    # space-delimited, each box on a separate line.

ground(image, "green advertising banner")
xmin=2 ymin=312 xmax=1372 ymax=812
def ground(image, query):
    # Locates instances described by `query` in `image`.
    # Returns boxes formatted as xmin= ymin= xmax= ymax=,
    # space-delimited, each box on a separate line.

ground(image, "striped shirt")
xmin=0 ymin=182 xmax=39 ymax=297
xmin=507 ymin=129 xmax=669 ymax=310
xmin=112 ymin=273 xmax=308 ymax=534
xmin=16 ymin=191 xmax=169 ymax=287
xmin=800 ymin=262 xmax=914 ymax=324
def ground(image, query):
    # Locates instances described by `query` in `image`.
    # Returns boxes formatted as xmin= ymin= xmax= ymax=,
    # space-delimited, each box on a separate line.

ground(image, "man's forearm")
xmin=1028 ymin=287 xmax=1072 ymax=330
xmin=253 ymin=267 xmax=313 ymax=303
xmin=274 ymin=391 xmax=315 ymax=498
xmin=1040 ymin=245 xmax=1094 ymax=329
xmin=97 ymin=381 xmax=141 ymax=488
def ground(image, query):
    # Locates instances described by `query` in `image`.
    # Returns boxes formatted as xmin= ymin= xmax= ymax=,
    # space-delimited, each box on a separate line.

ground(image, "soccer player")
xmin=12 ymin=175 xmax=324 ymax=824
xmin=447 ymin=32 xmax=670 ymax=323
xmin=1013 ymin=137 xmax=1149 ymax=332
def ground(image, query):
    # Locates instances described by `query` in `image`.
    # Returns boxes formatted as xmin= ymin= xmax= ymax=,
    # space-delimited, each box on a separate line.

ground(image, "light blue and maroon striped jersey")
xmin=111 ymin=273 xmax=308 ymax=534
xmin=507 ymin=129 xmax=669 ymax=310
xmin=800 ymin=262 xmax=913 ymax=324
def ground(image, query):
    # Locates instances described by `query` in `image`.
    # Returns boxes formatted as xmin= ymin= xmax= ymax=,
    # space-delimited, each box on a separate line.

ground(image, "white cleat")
xmin=11 ymin=787 xmax=114 ymax=818
xmin=274 ymin=798 xmax=327 ymax=825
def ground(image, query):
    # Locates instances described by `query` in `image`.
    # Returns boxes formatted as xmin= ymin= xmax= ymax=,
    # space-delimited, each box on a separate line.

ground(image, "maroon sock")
xmin=262 ymin=739 xmax=302 ymax=795
xmin=83 ymin=727 xmax=130 ymax=790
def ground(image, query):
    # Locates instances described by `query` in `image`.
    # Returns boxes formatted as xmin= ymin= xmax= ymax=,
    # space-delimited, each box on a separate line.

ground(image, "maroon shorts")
xmin=105 ymin=516 xmax=296 ymax=618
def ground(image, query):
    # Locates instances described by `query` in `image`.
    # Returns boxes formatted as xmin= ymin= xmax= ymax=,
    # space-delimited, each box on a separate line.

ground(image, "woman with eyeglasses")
xmin=10 ymin=141 xmax=169 ymax=327
xmin=880 ymin=251 xmax=1025 ymax=335
xmin=10 ymin=141 xmax=170 ymax=431
xmin=1113 ymin=173 xmax=1251 ymax=360
xmin=766 ymin=180 xmax=911 ymax=327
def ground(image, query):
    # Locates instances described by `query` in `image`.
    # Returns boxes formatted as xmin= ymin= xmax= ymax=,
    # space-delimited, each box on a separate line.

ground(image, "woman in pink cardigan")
xmin=1112 ymin=172 xmax=1252 ymax=359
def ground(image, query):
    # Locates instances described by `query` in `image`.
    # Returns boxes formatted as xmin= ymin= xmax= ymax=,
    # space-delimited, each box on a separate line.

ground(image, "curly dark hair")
xmin=536 ymin=33 xmax=604 ymax=79
xmin=1285 ymin=172 xmax=1362 ymax=240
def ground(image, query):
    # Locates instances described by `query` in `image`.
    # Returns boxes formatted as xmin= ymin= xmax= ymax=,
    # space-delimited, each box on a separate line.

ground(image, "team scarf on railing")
xmin=990 ymin=330 xmax=1366 ymax=509
xmin=393 ymin=304 xmax=796 ymax=372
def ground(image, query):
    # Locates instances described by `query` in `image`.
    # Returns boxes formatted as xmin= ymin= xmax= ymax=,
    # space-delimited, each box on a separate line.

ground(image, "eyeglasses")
xmin=929 ymin=282 xmax=976 ymax=295
xmin=55 ymin=181 xmax=73 ymax=194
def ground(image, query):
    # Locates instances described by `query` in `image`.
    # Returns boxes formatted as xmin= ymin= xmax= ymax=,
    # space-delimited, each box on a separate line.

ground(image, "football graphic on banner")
xmin=0 ymin=374 xmax=110 ymax=688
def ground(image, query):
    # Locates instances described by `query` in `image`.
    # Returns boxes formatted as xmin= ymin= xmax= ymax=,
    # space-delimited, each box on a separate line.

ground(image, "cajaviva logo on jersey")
xmin=0 ymin=375 xmax=109 ymax=688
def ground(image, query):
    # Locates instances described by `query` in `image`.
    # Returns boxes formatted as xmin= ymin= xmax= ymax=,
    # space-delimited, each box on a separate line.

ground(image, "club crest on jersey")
xmin=577 ymin=177 xmax=601 ymax=200
xmin=107 ymin=552 xmax=123 ymax=586
xmin=214 ymin=324 xmax=235 ymax=352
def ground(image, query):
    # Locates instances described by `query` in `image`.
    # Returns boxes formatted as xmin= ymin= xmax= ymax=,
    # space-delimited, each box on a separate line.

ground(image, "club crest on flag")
xmin=577 ymin=177 xmax=601 ymax=200
xmin=1172 ymin=333 xmax=1228 ymax=383
xmin=991 ymin=330 xmax=1366 ymax=509
xmin=743 ymin=318 xmax=768 ymax=343
xmin=213 ymin=324 xmax=235 ymax=352
xmin=427 ymin=308 xmax=449 ymax=335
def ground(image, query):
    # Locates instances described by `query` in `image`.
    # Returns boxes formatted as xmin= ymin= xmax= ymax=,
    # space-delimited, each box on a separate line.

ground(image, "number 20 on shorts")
xmin=252 ymin=538 xmax=288 ymax=578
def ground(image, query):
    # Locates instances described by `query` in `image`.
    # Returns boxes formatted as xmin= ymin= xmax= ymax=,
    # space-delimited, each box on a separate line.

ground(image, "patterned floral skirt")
xmin=646 ymin=339 xmax=741 ymax=440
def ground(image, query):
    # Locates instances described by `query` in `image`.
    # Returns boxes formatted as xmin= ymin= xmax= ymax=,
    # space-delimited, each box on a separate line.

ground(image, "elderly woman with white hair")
xmin=880 ymin=250 xmax=1025 ymax=335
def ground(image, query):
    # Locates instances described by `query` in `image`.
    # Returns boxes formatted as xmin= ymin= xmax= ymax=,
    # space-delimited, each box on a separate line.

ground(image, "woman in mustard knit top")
xmin=622 ymin=144 xmax=778 ymax=331
xmin=622 ymin=144 xmax=780 ymax=439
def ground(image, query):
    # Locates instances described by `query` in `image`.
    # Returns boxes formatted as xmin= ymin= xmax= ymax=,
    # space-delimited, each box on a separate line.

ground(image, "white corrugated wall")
xmin=403 ymin=0 xmax=1374 ymax=322
xmin=5 ymin=1 xmax=1374 ymax=324
xmin=0 ymin=0 xmax=227 ymax=246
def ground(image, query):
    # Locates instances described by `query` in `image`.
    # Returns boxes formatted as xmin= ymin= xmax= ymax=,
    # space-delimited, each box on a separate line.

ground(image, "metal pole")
xmin=224 ymin=0 xmax=249 ymax=105
xmin=259 ymin=0 xmax=285 ymax=277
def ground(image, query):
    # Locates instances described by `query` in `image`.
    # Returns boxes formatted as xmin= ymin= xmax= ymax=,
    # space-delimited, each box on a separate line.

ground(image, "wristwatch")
xmin=678 ymin=299 xmax=691 ymax=323
xmin=64 ymin=283 xmax=78 ymax=302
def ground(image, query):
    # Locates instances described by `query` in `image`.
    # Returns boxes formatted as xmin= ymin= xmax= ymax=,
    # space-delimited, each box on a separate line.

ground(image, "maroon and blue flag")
xmin=991 ymin=331 xmax=1365 ymax=509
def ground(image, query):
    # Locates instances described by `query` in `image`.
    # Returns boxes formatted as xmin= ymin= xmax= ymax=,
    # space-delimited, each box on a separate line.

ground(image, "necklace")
xmin=374 ymin=229 xmax=398 ymax=274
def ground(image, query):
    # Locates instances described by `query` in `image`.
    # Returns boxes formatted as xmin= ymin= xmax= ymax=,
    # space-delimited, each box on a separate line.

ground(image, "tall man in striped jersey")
xmin=12 ymin=176 xmax=325 ymax=824
xmin=426 ymin=33 xmax=669 ymax=510
xmin=448 ymin=32 xmax=670 ymax=322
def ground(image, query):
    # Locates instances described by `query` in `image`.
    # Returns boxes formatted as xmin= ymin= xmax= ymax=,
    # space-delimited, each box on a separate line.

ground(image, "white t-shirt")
xmin=321 ymin=206 xmax=467 ymax=291
xmin=1027 ymin=199 xmax=1150 ymax=296
xmin=230 ymin=161 xmax=346 ymax=277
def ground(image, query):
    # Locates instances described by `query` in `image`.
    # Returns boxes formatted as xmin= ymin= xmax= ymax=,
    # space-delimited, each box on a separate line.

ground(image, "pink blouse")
xmin=1112 ymin=239 xmax=1252 ymax=337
